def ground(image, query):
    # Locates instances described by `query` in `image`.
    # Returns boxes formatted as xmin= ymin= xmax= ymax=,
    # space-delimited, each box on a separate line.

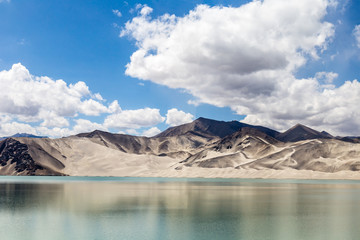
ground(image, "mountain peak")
xmin=155 ymin=117 xmax=279 ymax=139
xmin=277 ymin=124 xmax=331 ymax=142
xmin=76 ymin=129 xmax=109 ymax=138
xmin=195 ymin=117 xmax=207 ymax=121
xmin=293 ymin=123 xmax=306 ymax=128
xmin=321 ymin=131 xmax=333 ymax=138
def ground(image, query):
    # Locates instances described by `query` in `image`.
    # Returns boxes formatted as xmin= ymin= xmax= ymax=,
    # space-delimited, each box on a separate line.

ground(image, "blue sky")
xmin=0 ymin=0 xmax=359 ymax=137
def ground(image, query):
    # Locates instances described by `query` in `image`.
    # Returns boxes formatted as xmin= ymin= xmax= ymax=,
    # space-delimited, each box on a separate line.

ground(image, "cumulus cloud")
xmin=315 ymin=71 xmax=338 ymax=89
xmin=142 ymin=127 xmax=161 ymax=137
xmin=0 ymin=115 xmax=104 ymax=138
xmin=0 ymin=121 xmax=37 ymax=136
xmin=108 ymin=100 xmax=122 ymax=113
xmin=241 ymin=77 xmax=360 ymax=135
xmin=166 ymin=108 xmax=194 ymax=126
xmin=0 ymin=118 xmax=108 ymax=138
xmin=72 ymin=119 xmax=107 ymax=134
xmin=122 ymin=0 xmax=334 ymax=87
xmin=35 ymin=126 xmax=72 ymax=138
xmin=315 ymin=71 xmax=338 ymax=84
xmin=104 ymin=108 xmax=165 ymax=129
xmin=120 ymin=0 xmax=360 ymax=135
xmin=40 ymin=113 xmax=69 ymax=128
xmin=353 ymin=25 xmax=360 ymax=48
xmin=0 ymin=64 xmax=163 ymax=138
xmin=0 ymin=63 xmax=116 ymax=124
xmin=112 ymin=9 xmax=122 ymax=17
xmin=126 ymin=129 xmax=139 ymax=135
xmin=134 ymin=4 xmax=152 ymax=15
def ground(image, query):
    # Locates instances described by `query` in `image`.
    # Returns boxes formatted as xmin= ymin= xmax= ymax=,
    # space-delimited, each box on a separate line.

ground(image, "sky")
xmin=0 ymin=0 xmax=359 ymax=138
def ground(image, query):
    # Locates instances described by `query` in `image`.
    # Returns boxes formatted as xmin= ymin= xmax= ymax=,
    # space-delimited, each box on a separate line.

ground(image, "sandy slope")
xmin=17 ymin=137 xmax=179 ymax=177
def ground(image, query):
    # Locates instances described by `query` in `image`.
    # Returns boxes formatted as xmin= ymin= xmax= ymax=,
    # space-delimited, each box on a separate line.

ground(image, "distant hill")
xmin=336 ymin=136 xmax=360 ymax=143
xmin=0 ymin=133 xmax=47 ymax=141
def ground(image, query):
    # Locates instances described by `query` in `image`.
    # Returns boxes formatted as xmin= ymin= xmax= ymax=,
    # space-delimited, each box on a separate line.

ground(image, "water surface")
xmin=1 ymin=176 xmax=360 ymax=240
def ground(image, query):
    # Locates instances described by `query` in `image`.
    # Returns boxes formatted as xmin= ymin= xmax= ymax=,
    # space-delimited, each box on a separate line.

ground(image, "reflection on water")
xmin=0 ymin=177 xmax=360 ymax=240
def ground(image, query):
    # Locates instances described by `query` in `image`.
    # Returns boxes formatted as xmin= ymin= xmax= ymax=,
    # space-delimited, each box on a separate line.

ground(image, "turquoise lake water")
xmin=1 ymin=176 xmax=360 ymax=240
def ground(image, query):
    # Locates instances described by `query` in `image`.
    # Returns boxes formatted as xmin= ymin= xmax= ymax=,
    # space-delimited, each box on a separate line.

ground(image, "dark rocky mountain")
xmin=321 ymin=131 xmax=333 ymax=138
xmin=276 ymin=124 xmax=332 ymax=142
xmin=0 ymin=138 xmax=64 ymax=175
xmin=336 ymin=136 xmax=360 ymax=143
xmin=156 ymin=117 xmax=279 ymax=138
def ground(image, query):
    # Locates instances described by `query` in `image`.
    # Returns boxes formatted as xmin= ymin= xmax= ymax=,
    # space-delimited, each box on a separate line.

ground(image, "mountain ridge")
xmin=1 ymin=117 xmax=360 ymax=178
xmin=156 ymin=117 xmax=280 ymax=139
xmin=276 ymin=123 xmax=332 ymax=142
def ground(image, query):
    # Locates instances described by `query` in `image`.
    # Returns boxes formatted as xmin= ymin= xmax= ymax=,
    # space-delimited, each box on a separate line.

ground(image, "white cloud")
xmin=239 ymin=77 xmax=360 ymax=135
xmin=120 ymin=1 xmax=360 ymax=135
xmin=40 ymin=113 xmax=69 ymax=128
xmin=0 ymin=115 xmax=11 ymax=124
xmin=72 ymin=119 xmax=107 ymax=134
xmin=315 ymin=71 xmax=338 ymax=89
xmin=315 ymin=72 xmax=338 ymax=84
xmin=93 ymin=93 xmax=104 ymax=101
xmin=108 ymin=100 xmax=122 ymax=113
xmin=122 ymin=1 xmax=334 ymax=84
xmin=104 ymin=108 xmax=165 ymax=129
xmin=139 ymin=5 xmax=153 ymax=16
xmin=0 ymin=114 xmax=35 ymax=136
xmin=0 ymin=63 xmax=169 ymax=138
xmin=126 ymin=129 xmax=139 ymax=135
xmin=39 ymin=118 xmax=106 ymax=138
xmin=0 ymin=63 xmax=126 ymax=136
xmin=142 ymin=127 xmax=161 ymax=137
xmin=112 ymin=9 xmax=122 ymax=17
xmin=353 ymin=25 xmax=360 ymax=48
xmin=0 ymin=63 xmax=114 ymax=122
xmin=35 ymin=126 xmax=72 ymax=138
xmin=0 ymin=122 xmax=37 ymax=136
xmin=79 ymin=99 xmax=109 ymax=116
xmin=165 ymin=108 xmax=194 ymax=126
xmin=0 ymin=117 xmax=106 ymax=138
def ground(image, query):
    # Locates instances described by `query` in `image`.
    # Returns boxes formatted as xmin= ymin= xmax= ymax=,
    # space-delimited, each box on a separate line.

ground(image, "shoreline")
xmin=2 ymin=168 xmax=360 ymax=181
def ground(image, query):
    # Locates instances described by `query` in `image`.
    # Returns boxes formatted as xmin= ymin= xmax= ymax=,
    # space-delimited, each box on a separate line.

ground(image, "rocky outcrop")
xmin=0 ymin=138 xmax=39 ymax=174
xmin=0 ymin=138 xmax=65 ymax=176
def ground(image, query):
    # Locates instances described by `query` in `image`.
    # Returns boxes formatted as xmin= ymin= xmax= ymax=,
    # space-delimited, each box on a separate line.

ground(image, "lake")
xmin=0 ymin=176 xmax=360 ymax=240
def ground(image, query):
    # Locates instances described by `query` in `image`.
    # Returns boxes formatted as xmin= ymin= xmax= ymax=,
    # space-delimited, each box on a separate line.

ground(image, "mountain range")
xmin=1 ymin=117 xmax=360 ymax=179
